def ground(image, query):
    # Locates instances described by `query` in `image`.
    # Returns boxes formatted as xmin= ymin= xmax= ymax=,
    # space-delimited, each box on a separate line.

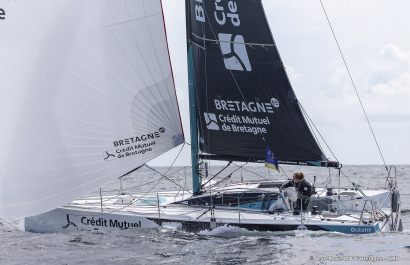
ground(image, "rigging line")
xmin=100 ymin=143 xmax=189 ymax=213
xmin=191 ymin=33 xmax=276 ymax=47
xmin=100 ymin=176 xmax=167 ymax=194
xmin=300 ymin=103 xmax=325 ymax=155
xmin=231 ymin=162 xmax=270 ymax=181
xmin=59 ymin=200 xmax=138 ymax=217
xmin=326 ymin=167 xmax=333 ymax=188
xmin=201 ymin=162 xmax=232 ymax=188
xmin=144 ymin=164 xmax=192 ymax=194
xmin=103 ymin=173 xmax=185 ymax=215
xmin=299 ymin=102 xmax=339 ymax=162
xmin=144 ymin=143 xmax=188 ymax=192
xmin=166 ymin=166 xmax=191 ymax=178
xmin=227 ymin=162 xmax=256 ymax=180
xmin=319 ymin=0 xmax=388 ymax=170
xmin=278 ymin=165 xmax=289 ymax=179
xmin=0 ymin=217 xmax=21 ymax=231
xmin=164 ymin=142 xmax=187 ymax=176
xmin=326 ymin=168 xmax=360 ymax=191
xmin=340 ymin=170 xmax=356 ymax=186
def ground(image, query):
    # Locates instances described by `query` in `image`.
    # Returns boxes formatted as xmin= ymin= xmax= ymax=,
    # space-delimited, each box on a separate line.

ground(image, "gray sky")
xmin=151 ymin=0 xmax=410 ymax=166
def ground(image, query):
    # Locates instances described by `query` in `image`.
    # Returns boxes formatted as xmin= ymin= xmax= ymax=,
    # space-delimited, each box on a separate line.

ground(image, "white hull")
xmin=25 ymin=183 xmax=401 ymax=234
xmin=25 ymin=205 xmax=380 ymax=234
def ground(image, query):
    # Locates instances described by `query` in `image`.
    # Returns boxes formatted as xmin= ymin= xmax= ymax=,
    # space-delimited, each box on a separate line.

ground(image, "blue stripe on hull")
xmin=318 ymin=223 xmax=380 ymax=234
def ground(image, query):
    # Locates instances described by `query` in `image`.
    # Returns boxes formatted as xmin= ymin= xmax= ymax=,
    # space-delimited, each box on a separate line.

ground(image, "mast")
xmin=186 ymin=0 xmax=201 ymax=194
xmin=188 ymin=47 xmax=201 ymax=194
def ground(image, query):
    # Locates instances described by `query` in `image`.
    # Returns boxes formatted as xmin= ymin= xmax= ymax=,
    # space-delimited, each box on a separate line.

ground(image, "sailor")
xmin=281 ymin=172 xmax=312 ymax=215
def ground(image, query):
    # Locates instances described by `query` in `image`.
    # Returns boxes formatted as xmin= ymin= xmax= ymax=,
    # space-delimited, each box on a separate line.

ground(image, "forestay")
xmin=186 ymin=0 xmax=326 ymax=164
xmin=0 ymin=0 xmax=183 ymax=217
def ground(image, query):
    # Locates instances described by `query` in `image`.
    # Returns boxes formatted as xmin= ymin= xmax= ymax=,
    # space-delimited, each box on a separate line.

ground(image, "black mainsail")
xmin=186 ymin=0 xmax=336 ymax=167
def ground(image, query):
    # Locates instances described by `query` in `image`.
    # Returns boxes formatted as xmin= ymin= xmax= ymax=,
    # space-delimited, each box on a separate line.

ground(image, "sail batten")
xmin=0 ymin=0 xmax=183 ymax=217
xmin=191 ymin=33 xmax=276 ymax=47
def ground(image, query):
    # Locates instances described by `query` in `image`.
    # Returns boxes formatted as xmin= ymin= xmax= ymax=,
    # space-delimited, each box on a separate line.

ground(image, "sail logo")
xmin=103 ymin=151 xmax=116 ymax=161
xmin=218 ymin=33 xmax=251 ymax=71
xmin=0 ymin=8 xmax=5 ymax=20
xmin=214 ymin=98 xmax=279 ymax=114
xmin=62 ymin=215 xmax=78 ymax=230
xmin=113 ymin=130 xmax=162 ymax=147
xmin=80 ymin=217 xmax=142 ymax=229
xmin=271 ymin=98 xmax=280 ymax=108
xmin=204 ymin=113 xmax=220 ymax=130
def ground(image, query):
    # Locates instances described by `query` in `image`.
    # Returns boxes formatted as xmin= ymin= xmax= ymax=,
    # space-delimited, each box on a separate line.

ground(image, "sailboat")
xmin=1 ymin=0 xmax=402 ymax=234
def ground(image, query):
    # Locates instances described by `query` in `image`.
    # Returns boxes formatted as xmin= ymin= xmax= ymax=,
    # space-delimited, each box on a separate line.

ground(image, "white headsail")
xmin=0 ymin=0 xmax=184 ymax=217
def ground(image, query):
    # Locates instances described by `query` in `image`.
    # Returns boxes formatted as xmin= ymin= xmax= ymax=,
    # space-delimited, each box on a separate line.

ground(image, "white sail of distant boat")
xmin=0 ymin=0 xmax=183 ymax=217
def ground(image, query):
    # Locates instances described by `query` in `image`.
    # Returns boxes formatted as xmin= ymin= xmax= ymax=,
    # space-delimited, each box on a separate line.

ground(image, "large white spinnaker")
xmin=0 ymin=0 xmax=184 ymax=217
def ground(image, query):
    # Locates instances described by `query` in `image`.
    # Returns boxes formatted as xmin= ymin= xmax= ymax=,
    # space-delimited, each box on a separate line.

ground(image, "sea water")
xmin=1 ymin=165 xmax=409 ymax=265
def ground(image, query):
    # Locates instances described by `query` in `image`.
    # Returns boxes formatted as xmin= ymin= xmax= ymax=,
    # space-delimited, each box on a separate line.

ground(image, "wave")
xmin=197 ymin=224 xmax=343 ymax=239
xmin=198 ymin=224 xmax=250 ymax=236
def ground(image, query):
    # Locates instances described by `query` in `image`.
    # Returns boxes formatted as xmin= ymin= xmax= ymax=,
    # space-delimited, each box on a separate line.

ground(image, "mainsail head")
xmin=0 ymin=0 xmax=183 ymax=217
xmin=186 ymin=0 xmax=327 ymax=165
